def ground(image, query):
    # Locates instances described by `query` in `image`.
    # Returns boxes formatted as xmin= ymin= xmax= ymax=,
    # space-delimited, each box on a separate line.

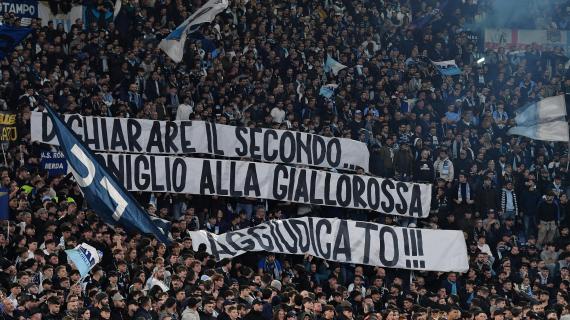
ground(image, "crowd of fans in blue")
xmin=0 ymin=0 xmax=569 ymax=319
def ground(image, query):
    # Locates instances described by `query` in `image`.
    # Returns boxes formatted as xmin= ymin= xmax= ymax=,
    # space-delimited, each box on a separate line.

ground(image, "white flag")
xmin=159 ymin=0 xmax=229 ymax=63
xmin=507 ymin=95 xmax=569 ymax=142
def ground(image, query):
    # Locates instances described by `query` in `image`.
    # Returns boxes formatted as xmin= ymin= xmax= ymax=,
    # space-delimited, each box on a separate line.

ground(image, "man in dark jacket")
xmin=477 ymin=176 xmax=498 ymax=217
xmin=133 ymin=296 xmax=155 ymax=320
xmin=244 ymin=300 xmax=265 ymax=320
xmin=200 ymin=300 xmax=217 ymax=320
xmin=520 ymin=178 xmax=542 ymax=237
xmin=537 ymin=191 xmax=560 ymax=248
xmin=394 ymin=141 xmax=414 ymax=181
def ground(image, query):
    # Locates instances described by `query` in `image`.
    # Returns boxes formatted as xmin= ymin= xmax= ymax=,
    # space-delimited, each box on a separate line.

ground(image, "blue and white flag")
xmin=44 ymin=106 xmax=172 ymax=244
xmin=319 ymin=83 xmax=339 ymax=99
xmin=324 ymin=55 xmax=348 ymax=76
xmin=432 ymin=60 xmax=462 ymax=76
xmin=65 ymin=243 xmax=103 ymax=278
xmin=0 ymin=25 xmax=32 ymax=59
xmin=507 ymin=95 xmax=569 ymax=142
xmin=149 ymin=215 xmax=173 ymax=241
xmin=159 ymin=0 xmax=229 ymax=63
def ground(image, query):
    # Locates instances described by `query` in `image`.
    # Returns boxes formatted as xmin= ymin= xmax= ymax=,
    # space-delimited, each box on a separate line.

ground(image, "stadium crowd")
xmin=0 ymin=0 xmax=570 ymax=319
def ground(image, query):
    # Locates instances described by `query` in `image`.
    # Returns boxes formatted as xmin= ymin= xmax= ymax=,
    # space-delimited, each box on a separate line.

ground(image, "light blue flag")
xmin=324 ymin=55 xmax=347 ymax=76
xmin=507 ymin=120 xmax=569 ymax=142
xmin=319 ymin=84 xmax=338 ymax=99
xmin=159 ymin=0 xmax=229 ymax=63
xmin=510 ymin=95 xmax=567 ymax=127
xmin=432 ymin=60 xmax=462 ymax=76
xmin=43 ymin=105 xmax=172 ymax=244
xmin=507 ymin=95 xmax=569 ymax=142
xmin=65 ymin=243 xmax=103 ymax=278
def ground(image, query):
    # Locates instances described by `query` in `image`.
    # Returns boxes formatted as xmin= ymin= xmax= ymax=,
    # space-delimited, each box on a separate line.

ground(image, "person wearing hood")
xmin=434 ymin=149 xmax=454 ymax=183
xmin=394 ymin=141 xmax=414 ymax=181
xmin=412 ymin=137 xmax=424 ymax=160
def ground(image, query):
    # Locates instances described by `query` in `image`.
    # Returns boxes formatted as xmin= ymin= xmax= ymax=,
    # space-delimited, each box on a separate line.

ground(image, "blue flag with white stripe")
xmin=432 ymin=60 xmax=462 ymax=76
xmin=159 ymin=0 xmax=229 ymax=63
xmin=44 ymin=106 xmax=172 ymax=244
xmin=149 ymin=215 xmax=173 ymax=241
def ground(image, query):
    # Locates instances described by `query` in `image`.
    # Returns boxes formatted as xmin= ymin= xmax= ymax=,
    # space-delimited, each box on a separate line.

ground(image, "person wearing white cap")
xmin=111 ymin=291 xmax=127 ymax=320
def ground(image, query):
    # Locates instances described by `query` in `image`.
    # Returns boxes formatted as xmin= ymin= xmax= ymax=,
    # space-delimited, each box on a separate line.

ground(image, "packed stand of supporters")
xmin=0 ymin=0 xmax=570 ymax=319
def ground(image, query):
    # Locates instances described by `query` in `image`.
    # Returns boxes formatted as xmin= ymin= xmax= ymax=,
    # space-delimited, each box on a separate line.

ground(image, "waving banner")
xmin=95 ymin=153 xmax=431 ymax=218
xmin=31 ymin=112 xmax=369 ymax=172
xmin=189 ymin=217 xmax=469 ymax=272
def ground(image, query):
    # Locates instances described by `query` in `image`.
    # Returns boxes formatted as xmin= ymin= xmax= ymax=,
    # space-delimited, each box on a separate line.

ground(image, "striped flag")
xmin=507 ymin=95 xmax=569 ymax=142
xmin=432 ymin=60 xmax=462 ymax=76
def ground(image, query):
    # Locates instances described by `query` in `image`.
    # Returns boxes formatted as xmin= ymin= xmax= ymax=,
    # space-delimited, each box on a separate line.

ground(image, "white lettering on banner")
xmin=0 ymin=3 xmax=35 ymax=16
xmin=95 ymin=154 xmax=432 ymax=218
xmin=31 ymin=112 xmax=369 ymax=172
xmin=189 ymin=217 xmax=469 ymax=272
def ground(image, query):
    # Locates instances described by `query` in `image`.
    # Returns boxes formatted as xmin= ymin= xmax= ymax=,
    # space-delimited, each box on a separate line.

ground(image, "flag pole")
xmin=0 ymin=143 xmax=6 ymax=167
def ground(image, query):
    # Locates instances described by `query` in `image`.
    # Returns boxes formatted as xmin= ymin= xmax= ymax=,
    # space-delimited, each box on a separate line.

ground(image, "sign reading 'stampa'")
xmin=31 ymin=112 xmax=369 ymax=172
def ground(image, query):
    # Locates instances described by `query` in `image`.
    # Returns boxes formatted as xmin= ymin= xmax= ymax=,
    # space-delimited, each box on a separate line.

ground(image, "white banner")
xmin=484 ymin=28 xmax=570 ymax=53
xmin=189 ymin=217 xmax=469 ymax=272
xmin=38 ymin=2 xmax=84 ymax=32
xmin=96 ymin=154 xmax=431 ymax=218
xmin=31 ymin=112 xmax=369 ymax=172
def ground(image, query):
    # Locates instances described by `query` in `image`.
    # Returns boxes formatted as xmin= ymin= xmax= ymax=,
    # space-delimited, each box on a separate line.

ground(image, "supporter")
xmin=0 ymin=0 xmax=569 ymax=319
